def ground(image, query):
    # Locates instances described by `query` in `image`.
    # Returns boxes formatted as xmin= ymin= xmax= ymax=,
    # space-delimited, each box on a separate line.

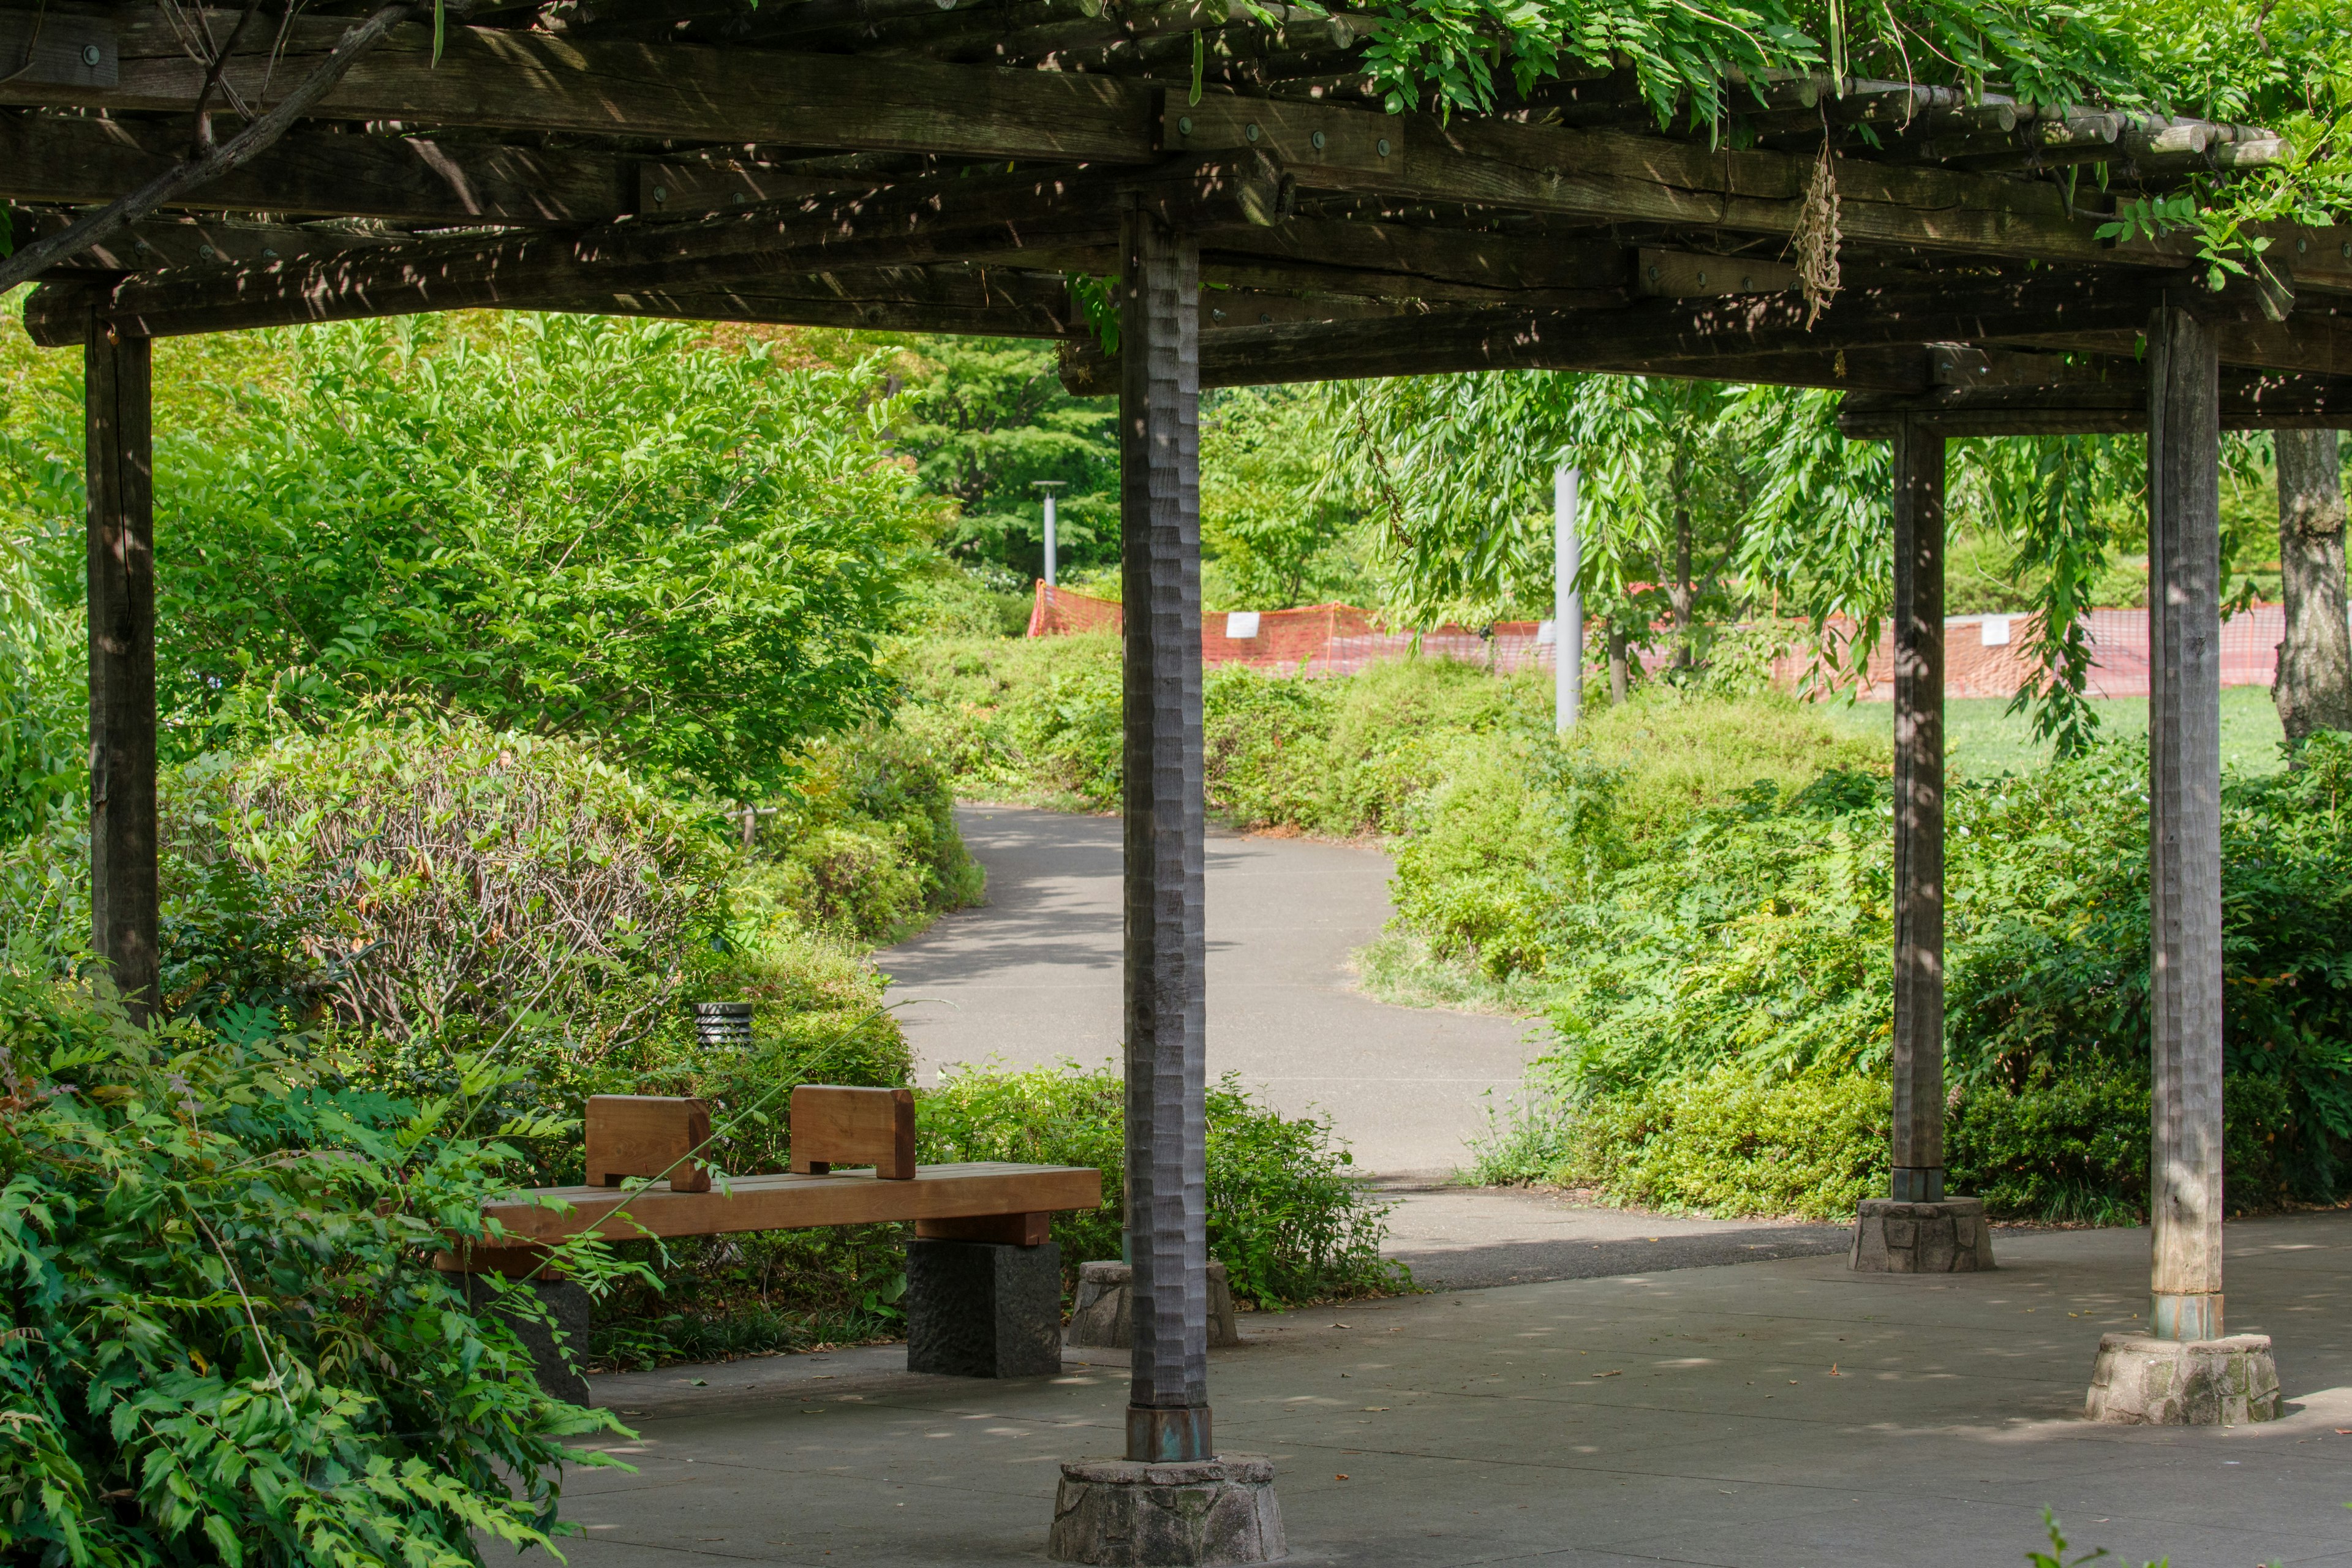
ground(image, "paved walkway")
xmin=565 ymin=1212 xmax=2352 ymax=1567
xmin=880 ymin=805 xmax=1545 ymax=1178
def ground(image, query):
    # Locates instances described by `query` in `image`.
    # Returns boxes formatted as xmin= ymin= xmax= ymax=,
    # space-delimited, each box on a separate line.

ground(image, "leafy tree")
xmin=1324 ymin=372 xmax=1872 ymax=689
xmin=2 ymin=312 xmax=927 ymax=802
xmin=1199 ymin=385 xmax=1371 ymax=609
xmin=890 ymin=336 xmax=1117 ymax=580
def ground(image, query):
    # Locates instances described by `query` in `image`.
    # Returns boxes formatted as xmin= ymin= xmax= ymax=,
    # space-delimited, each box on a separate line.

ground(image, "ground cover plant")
xmin=0 ymin=973 xmax=619 ymax=1565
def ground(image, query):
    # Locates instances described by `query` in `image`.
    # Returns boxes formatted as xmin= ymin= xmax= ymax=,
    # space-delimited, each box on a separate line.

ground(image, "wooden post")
xmin=86 ymin=312 xmax=158 ymax=1023
xmin=1118 ymin=198 xmax=1210 ymax=1463
xmin=1890 ymin=417 xmax=1946 ymax=1202
xmin=2146 ymin=303 xmax=2226 ymax=1342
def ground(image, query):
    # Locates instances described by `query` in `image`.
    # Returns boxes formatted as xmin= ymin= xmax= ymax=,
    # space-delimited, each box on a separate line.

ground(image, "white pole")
xmin=1043 ymin=489 xmax=1058 ymax=587
xmin=1555 ymin=464 xmax=1583 ymax=733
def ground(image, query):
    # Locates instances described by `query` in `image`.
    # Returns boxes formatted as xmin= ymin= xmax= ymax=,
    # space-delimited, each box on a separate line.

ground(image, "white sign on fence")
xmin=1981 ymin=615 xmax=2013 ymax=647
xmin=1224 ymin=611 xmax=1261 ymax=640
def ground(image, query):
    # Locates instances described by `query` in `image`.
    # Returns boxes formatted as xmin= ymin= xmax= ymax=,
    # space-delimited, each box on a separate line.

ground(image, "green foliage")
xmin=0 ymin=312 xmax=925 ymax=802
xmin=0 ymin=974 xmax=619 ymax=1566
xmin=1537 ymin=1058 xmax=1890 ymax=1221
xmin=0 ymin=511 xmax=75 ymax=842
xmin=895 ymin=631 xmax=1556 ymax=833
xmin=1199 ymin=386 xmax=1373 ymax=611
xmin=892 ymin=554 xmax=1034 ymax=638
xmin=734 ymin=722 xmax=987 ymax=946
xmin=890 ymin=337 xmax=1117 ymax=581
xmin=1453 ymin=707 xmax=2352 ymax=1219
xmin=1351 ymin=0 xmax=2141 ymax=130
xmin=918 ymin=1061 xmax=1406 ymax=1309
xmin=236 ymin=717 xmax=725 ymax=1052
xmin=1392 ymin=690 xmax=1883 ymax=982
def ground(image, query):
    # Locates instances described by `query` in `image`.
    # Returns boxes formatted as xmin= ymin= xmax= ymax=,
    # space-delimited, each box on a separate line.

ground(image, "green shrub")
xmin=894 ymin=632 xmax=1559 ymax=834
xmin=0 ymin=974 xmax=616 ymax=1564
xmin=1523 ymin=1059 xmax=1890 ymax=1221
xmin=1465 ymin=718 xmax=2352 ymax=1220
xmin=918 ymin=1062 xmax=1406 ymax=1309
xmin=736 ymin=723 xmax=986 ymax=946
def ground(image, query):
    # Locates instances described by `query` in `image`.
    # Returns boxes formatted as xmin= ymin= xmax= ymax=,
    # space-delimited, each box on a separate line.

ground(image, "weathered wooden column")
xmin=1850 ymin=417 xmax=1990 ymax=1273
xmin=86 ymin=311 xmax=159 ymax=1023
xmin=1050 ymin=198 xmax=1283 ymax=1566
xmin=1888 ymin=417 xmax=1947 ymax=1204
xmin=2085 ymin=301 xmax=2279 ymax=1424
xmin=2144 ymin=304 xmax=2226 ymax=1342
xmin=1117 ymin=197 xmax=1211 ymax=1467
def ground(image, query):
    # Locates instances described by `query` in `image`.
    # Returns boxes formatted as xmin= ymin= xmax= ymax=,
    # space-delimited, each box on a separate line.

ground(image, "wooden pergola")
xmin=13 ymin=0 xmax=2343 ymax=1511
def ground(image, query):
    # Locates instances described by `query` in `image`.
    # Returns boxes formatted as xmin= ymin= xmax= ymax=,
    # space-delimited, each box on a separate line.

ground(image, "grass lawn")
xmin=1823 ymin=684 xmax=2288 ymax=778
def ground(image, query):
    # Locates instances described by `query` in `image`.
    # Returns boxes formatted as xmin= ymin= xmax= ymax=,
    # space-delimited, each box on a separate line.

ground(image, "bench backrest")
xmin=586 ymin=1095 xmax=713 ymax=1193
xmin=791 ymin=1085 xmax=916 ymax=1180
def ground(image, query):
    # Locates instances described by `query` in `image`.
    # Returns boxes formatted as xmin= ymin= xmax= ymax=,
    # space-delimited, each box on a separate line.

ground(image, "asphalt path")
xmin=879 ymin=806 xmax=1850 ymax=1280
xmin=880 ymin=805 xmax=1542 ymax=1178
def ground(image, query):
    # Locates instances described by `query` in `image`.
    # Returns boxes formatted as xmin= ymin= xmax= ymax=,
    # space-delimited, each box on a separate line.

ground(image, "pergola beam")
xmin=9 ymin=12 xmax=2348 ymax=291
xmin=22 ymin=160 xmax=1286 ymax=344
xmin=1839 ymin=368 xmax=2352 ymax=435
xmin=1058 ymin=273 xmax=2233 ymax=393
xmin=0 ymin=10 xmax=1155 ymax=164
xmin=0 ymin=113 xmax=635 ymax=226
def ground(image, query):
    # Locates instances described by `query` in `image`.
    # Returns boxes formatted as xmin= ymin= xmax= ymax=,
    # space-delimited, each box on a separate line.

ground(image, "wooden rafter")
xmin=1055 ymin=273 xmax=2253 ymax=393
xmin=23 ymin=159 xmax=1289 ymax=344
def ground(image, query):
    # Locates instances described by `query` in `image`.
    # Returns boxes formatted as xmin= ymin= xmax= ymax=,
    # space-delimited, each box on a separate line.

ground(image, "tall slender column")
xmin=1118 ymin=200 xmax=1210 ymax=1464
xmin=1890 ymin=418 xmax=1946 ymax=1202
xmin=2146 ymin=303 xmax=2225 ymax=1342
xmin=1553 ymin=466 xmax=1583 ymax=734
xmin=86 ymin=314 xmax=157 ymax=1023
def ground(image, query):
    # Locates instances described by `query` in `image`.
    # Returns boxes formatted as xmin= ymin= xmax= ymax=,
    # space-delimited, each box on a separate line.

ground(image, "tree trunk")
xmin=1671 ymin=506 xmax=1695 ymax=670
xmin=2274 ymin=428 xmax=2352 ymax=743
xmin=1607 ymin=624 xmax=1629 ymax=704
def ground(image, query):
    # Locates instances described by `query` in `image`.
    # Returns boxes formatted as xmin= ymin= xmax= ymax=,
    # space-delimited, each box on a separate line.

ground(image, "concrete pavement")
xmin=880 ymin=806 xmax=1545 ymax=1178
xmin=564 ymin=1212 xmax=2352 ymax=1567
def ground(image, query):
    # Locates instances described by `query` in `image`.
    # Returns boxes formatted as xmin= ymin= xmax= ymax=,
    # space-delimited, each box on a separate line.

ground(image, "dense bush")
xmin=918 ymin=1062 xmax=1405 ymax=1309
xmin=0 ymin=974 xmax=615 ymax=1564
xmin=1468 ymin=723 xmax=2352 ymax=1221
xmin=894 ymin=633 xmax=1554 ymax=833
xmin=734 ymin=722 xmax=985 ymax=946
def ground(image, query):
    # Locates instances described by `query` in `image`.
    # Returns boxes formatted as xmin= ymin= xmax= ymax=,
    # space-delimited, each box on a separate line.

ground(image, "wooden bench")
xmin=442 ymin=1085 xmax=1103 ymax=1379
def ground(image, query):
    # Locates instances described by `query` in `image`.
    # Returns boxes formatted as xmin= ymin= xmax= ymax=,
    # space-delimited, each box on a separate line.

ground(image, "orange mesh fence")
xmin=1025 ymin=583 xmax=2288 ymax=699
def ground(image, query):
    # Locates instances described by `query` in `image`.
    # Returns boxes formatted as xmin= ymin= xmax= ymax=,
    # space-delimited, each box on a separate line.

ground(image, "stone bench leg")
xmin=459 ymin=1276 xmax=593 ymax=1406
xmin=907 ymin=1237 xmax=1065 ymax=1378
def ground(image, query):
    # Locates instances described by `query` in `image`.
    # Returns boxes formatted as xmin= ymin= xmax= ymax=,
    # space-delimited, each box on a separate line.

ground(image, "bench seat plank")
xmin=483 ymin=1161 xmax=1102 ymax=1244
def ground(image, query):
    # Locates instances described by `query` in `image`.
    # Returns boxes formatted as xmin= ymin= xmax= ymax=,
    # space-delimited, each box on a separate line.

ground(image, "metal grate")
xmin=693 ymin=1001 xmax=754 ymax=1048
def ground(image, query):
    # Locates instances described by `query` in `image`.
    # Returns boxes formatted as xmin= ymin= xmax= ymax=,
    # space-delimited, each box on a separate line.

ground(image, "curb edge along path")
xmin=879 ymin=804 xmax=1542 ymax=1179
xmin=879 ymin=806 xmax=1852 ymax=1283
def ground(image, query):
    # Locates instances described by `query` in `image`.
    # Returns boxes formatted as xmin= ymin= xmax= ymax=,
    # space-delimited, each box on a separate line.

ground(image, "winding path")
xmin=879 ymin=805 xmax=1541 ymax=1178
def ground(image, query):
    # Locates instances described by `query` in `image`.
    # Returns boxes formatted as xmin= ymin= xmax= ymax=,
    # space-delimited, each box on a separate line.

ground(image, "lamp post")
xmin=1554 ymin=465 xmax=1583 ymax=734
xmin=1034 ymin=479 xmax=1068 ymax=587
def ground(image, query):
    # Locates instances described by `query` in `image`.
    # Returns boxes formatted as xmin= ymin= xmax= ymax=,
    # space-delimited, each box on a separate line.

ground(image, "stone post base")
xmin=1849 ymin=1197 xmax=1996 ymax=1272
xmin=2086 ymin=1333 xmax=2281 ymax=1425
xmin=906 ymin=1238 xmax=1063 ymax=1378
xmin=1069 ymin=1260 xmax=1242 ymax=1349
xmin=1049 ymin=1456 xmax=1286 ymax=1566
xmin=459 ymin=1277 xmax=592 ymax=1406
